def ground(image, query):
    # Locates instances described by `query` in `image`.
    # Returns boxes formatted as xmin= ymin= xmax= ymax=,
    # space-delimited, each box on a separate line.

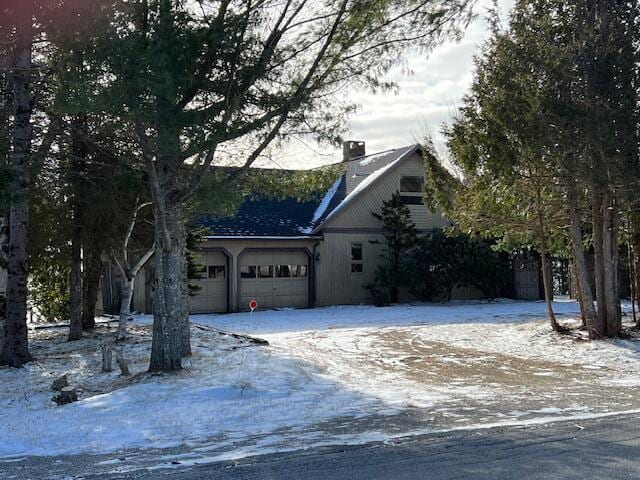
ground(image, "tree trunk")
xmin=82 ymin=251 xmax=102 ymax=331
xmin=149 ymin=202 xmax=187 ymax=372
xmin=0 ymin=212 xmax=8 ymax=320
xmin=602 ymin=192 xmax=620 ymax=337
xmin=68 ymin=222 xmax=83 ymax=341
xmin=117 ymin=276 xmax=134 ymax=342
xmin=570 ymin=262 xmax=587 ymax=327
xmin=68 ymin=117 xmax=86 ymax=342
xmin=567 ymin=184 xmax=599 ymax=338
xmin=535 ymin=183 xmax=558 ymax=331
xmin=592 ymin=190 xmax=607 ymax=335
xmin=1 ymin=12 xmax=33 ymax=367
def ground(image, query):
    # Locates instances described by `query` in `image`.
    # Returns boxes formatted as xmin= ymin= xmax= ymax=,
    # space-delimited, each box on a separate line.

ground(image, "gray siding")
xmin=323 ymin=152 xmax=449 ymax=232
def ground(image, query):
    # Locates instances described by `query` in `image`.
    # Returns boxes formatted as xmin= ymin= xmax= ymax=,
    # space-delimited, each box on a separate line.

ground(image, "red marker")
xmin=249 ymin=300 xmax=258 ymax=312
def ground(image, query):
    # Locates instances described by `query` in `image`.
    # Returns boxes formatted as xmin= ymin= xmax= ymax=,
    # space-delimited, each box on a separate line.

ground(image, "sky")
xmin=264 ymin=0 xmax=515 ymax=170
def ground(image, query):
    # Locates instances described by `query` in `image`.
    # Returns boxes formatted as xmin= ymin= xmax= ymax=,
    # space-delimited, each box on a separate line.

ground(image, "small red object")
xmin=249 ymin=300 xmax=258 ymax=312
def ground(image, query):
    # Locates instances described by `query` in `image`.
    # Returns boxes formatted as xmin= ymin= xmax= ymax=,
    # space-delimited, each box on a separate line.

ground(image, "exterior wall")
xmin=314 ymin=150 xmax=456 ymax=307
xmin=133 ymin=238 xmax=318 ymax=314
xmin=323 ymin=151 xmax=450 ymax=232
xmin=315 ymin=232 xmax=386 ymax=306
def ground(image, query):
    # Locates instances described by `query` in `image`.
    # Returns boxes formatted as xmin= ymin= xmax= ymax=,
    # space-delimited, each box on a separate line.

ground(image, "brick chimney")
xmin=342 ymin=140 xmax=365 ymax=162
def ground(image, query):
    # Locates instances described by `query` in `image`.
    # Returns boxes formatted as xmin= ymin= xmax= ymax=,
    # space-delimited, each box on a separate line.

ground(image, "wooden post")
xmin=101 ymin=344 xmax=112 ymax=373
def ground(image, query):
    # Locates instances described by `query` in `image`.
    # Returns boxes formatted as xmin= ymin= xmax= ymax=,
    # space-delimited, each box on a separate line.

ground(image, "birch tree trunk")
xmin=1 ymin=11 xmax=33 ymax=367
xmin=117 ymin=276 xmax=134 ymax=341
xmin=567 ymin=184 xmax=599 ymax=338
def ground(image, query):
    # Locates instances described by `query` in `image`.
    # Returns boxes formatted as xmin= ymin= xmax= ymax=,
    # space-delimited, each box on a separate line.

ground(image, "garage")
xmin=239 ymin=250 xmax=310 ymax=311
xmin=190 ymin=251 xmax=229 ymax=313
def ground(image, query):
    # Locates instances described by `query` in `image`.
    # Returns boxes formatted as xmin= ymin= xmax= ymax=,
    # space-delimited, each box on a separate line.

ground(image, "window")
xmin=276 ymin=265 xmax=291 ymax=278
xmin=400 ymin=176 xmax=424 ymax=193
xmin=351 ymin=243 xmax=363 ymax=274
xmin=208 ymin=265 xmax=225 ymax=279
xmin=240 ymin=265 xmax=257 ymax=279
xmin=258 ymin=265 xmax=273 ymax=278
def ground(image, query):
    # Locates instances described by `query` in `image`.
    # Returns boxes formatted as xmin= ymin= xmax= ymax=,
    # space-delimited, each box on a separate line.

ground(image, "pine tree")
xmin=368 ymin=192 xmax=418 ymax=305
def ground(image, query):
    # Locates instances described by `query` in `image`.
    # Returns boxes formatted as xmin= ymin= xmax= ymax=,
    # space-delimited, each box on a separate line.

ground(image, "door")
xmin=239 ymin=250 xmax=309 ymax=311
xmin=190 ymin=251 xmax=228 ymax=313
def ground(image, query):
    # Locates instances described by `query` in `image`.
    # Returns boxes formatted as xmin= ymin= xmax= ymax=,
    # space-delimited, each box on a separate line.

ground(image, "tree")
xmin=113 ymin=201 xmax=154 ymax=342
xmin=0 ymin=0 xmax=95 ymax=365
xmin=366 ymin=192 xmax=418 ymax=305
xmin=411 ymin=229 xmax=509 ymax=302
xmin=434 ymin=1 xmax=639 ymax=337
xmin=1 ymin=2 xmax=36 ymax=366
xmin=92 ymin=0 xmax=475 ymax=371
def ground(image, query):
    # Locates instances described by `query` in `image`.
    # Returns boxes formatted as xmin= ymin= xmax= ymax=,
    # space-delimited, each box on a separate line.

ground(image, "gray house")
xmin=131 ymin=142 xmax=480 ymax=314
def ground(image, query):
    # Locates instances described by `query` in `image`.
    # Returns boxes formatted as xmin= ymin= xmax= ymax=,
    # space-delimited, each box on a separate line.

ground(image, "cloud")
xmin=257 ymin=0 xmax=515 ymax=170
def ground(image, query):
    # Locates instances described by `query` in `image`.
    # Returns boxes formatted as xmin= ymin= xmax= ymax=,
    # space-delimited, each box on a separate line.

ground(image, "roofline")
xmin=310 ymin=144 xmax=422 ymax=234
xmin=203 ymin=235 xmax=323 ymax=240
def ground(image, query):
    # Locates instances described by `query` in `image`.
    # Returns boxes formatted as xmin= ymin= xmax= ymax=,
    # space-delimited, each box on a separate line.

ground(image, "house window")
xmin=208 ymin=265 xmax=225 ymax=279
xmin=258 ymin=265 xmax=274 ymax=278
xmin=400 ymin=176 xmax=424 ymax=193
xmin=240 ymin=265 xmax=257 ymax=279
xmin=296 ymin=265 xmax=308 ymax=278
xmin=351 ymin=243 xmax=363 ymax=274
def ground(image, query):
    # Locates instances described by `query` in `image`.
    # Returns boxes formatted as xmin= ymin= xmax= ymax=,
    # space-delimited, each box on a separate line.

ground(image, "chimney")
xmin=342 ymin=140 xmax=365 ymax=162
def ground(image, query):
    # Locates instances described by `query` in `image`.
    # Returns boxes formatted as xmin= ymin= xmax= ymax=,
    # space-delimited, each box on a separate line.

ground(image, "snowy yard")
xmin=1 ymin=299 xmax=640 ymax=467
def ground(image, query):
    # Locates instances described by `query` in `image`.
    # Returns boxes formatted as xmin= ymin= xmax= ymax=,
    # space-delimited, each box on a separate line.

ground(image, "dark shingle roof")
xmin=195 ymin=145 xmax=417 ymax=237
xmin=197 ymin=196 xmax=323 ymax=237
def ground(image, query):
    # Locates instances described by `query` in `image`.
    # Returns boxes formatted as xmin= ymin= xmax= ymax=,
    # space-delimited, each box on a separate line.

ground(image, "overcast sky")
xmin=262 ymin=0 xmax=515 ymax=170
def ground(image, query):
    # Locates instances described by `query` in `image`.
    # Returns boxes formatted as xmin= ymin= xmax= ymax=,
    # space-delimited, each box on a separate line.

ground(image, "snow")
xmin=357 ymin=150 xmax=395 ymax=166
xmin=2 ymin=299 xmax=640 ymax=466
xmin=314 ymin=145 xmax=417 ymax=230
xmin=299 ymin=175 xmax=342 ymax=234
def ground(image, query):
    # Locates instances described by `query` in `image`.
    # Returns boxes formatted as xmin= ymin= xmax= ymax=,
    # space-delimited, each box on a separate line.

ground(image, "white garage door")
xmin=239 ymin=250 xmax=309 ymax=311
xmin=190 ymin=251 xmax=228 ymax=313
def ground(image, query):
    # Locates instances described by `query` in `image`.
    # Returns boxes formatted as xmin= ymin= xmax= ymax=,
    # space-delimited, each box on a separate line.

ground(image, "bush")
xmin=410 ymin=230 xmax=510 ymax=301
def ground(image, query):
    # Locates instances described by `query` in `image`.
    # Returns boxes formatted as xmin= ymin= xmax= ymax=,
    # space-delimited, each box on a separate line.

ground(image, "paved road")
xmin=3 ymin=413 xmax=640 ymax=479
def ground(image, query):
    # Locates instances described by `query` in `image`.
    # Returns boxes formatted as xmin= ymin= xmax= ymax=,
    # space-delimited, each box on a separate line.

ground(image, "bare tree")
xmin=113 ymin=201 xmax=154 ymax=342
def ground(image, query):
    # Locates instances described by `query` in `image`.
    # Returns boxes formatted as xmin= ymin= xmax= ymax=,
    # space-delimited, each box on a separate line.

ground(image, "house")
xmin=130 ymin=142 xmax=512 ymax=314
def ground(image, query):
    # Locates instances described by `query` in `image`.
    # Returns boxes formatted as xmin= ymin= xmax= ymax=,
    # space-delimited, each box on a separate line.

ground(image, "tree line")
xmin=425 ymin=0 xmax=640 ymax=338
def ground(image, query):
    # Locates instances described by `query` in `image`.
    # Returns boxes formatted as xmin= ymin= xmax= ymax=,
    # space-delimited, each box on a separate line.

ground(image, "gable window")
xmin=400 ymin=176 xmax=424 ymax=193
xmin=400 ymin=176 xmax=424 ymax=205
xmin=351 ymin=243 xmax=363 ymax=274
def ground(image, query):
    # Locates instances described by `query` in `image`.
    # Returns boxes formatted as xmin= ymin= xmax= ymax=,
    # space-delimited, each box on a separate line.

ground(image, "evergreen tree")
xmin=367 ymin=192 xmax=418 ymax=305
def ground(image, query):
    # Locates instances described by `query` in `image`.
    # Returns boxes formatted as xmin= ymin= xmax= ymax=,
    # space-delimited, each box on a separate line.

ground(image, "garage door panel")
xmin=239 ymin=250 xmax=309 ymax=311
xmin=190 ymin=251 xmax=228 ymax=314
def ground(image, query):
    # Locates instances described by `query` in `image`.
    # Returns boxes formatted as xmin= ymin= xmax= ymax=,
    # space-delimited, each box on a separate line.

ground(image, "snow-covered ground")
xmin=1 ymin=299 xmax=640 ymax=468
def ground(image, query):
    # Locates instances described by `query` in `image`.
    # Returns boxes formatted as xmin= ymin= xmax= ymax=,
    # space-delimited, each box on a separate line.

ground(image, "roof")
xmin=198 ymin=145 xmax=420 ymax=238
